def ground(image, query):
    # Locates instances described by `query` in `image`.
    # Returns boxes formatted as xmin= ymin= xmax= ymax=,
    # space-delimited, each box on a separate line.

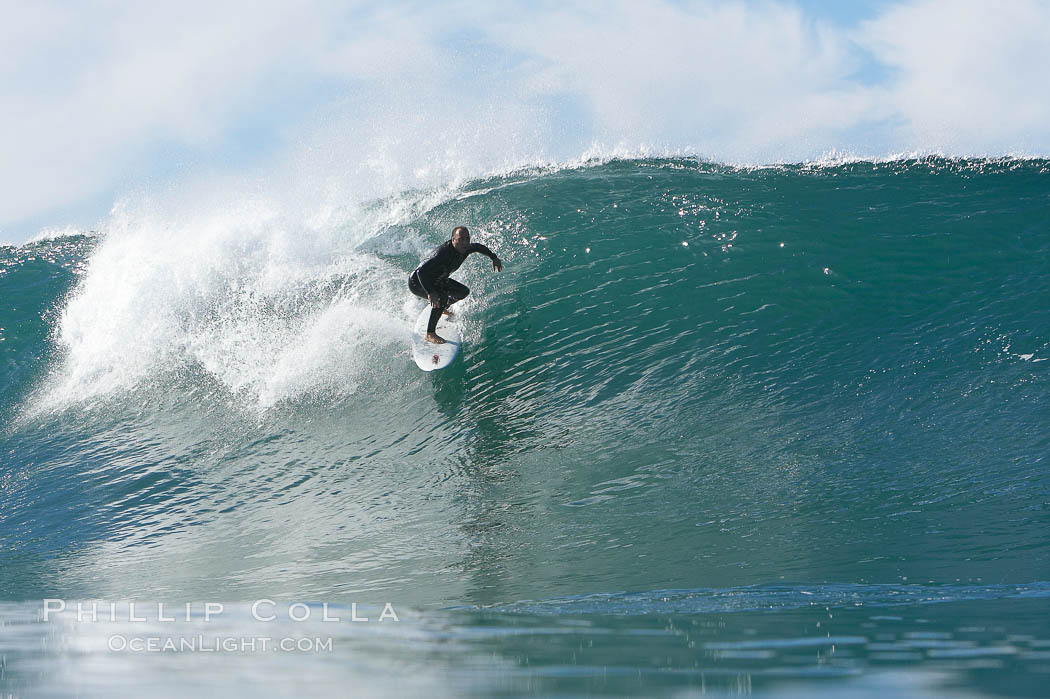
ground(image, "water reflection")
xmin=2 ymin=594 xmax=1048 ymax=697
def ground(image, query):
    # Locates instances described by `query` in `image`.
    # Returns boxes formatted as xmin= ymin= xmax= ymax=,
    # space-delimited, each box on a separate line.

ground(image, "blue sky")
xmin=3 ymin=0 xmax=1050 ymax=245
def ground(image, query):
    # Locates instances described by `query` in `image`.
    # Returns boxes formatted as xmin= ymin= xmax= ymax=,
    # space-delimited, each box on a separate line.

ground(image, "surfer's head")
xmin=452 ymin=226 xmax=471 ymax=253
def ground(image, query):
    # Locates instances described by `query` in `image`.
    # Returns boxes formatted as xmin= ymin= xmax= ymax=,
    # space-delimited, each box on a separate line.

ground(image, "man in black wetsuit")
xmin=409 ymin=226 xmax=502 ymax=344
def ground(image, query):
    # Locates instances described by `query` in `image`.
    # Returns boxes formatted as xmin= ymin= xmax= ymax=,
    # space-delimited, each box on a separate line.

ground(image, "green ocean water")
xmin=1 ymin=158 xmax=1049 ymax=696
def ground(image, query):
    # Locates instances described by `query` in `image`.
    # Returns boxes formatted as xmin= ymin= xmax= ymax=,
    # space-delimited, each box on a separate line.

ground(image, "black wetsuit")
xmin=409 ymin=240 xmax=497 ymax=334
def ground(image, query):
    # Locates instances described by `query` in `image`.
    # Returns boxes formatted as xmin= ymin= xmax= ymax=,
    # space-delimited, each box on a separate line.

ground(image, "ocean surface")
xmin=1 ymin=157 xmax=1049 ymax=696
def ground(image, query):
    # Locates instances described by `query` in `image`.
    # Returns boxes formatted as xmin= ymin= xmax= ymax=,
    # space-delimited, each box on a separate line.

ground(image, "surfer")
xmin=409 ymin=226 xmax=502 ymax=344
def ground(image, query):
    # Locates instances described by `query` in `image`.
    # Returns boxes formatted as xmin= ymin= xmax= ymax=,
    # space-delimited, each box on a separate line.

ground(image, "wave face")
xmin=2 ymin=157 xmax=1049 ymax=693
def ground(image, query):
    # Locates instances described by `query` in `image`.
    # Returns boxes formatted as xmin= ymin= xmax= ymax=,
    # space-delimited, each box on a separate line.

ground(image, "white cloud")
xmin=1 ymin=1 xmax=328 ymax=229
xmin=480 ymin=2 xmax=878 ymax=157
xmin=857 ymin=0 xmax=1050 ymax=154
xmin=2 ymin=0 xmax=1050 ymax=241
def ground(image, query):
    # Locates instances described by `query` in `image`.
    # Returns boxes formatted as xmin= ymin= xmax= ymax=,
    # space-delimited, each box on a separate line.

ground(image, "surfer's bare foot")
xmin=424 ymin=332 xmax=446 ymax=344
xmin=442 ymin=309 xmax=455 ymax=317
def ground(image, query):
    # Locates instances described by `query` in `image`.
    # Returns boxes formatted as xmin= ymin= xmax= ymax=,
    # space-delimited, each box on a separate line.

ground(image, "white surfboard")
xmin=411 ymin=306 xmax=462 ymax=371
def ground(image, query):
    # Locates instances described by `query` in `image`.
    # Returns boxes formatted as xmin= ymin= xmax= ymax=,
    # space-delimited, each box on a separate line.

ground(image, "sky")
xmin=3 ymin=0 xmax=1050 ymax=245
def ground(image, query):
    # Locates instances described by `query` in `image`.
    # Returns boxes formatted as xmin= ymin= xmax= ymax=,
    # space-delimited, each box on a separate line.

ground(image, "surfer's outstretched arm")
xmin=470 ymin=243 xmax=502 ymax=272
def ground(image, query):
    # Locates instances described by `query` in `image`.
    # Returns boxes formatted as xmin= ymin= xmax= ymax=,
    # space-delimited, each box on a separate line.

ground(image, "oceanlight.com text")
xmin=107 ymin=635 xmax=334 ymax=653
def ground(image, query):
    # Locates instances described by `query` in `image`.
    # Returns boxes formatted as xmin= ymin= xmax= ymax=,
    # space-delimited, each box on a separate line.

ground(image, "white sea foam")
xmin=26 ymin=129 xmax=689 ymax=414
xmin=32 ymin=189 xmax=454 ymax=412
